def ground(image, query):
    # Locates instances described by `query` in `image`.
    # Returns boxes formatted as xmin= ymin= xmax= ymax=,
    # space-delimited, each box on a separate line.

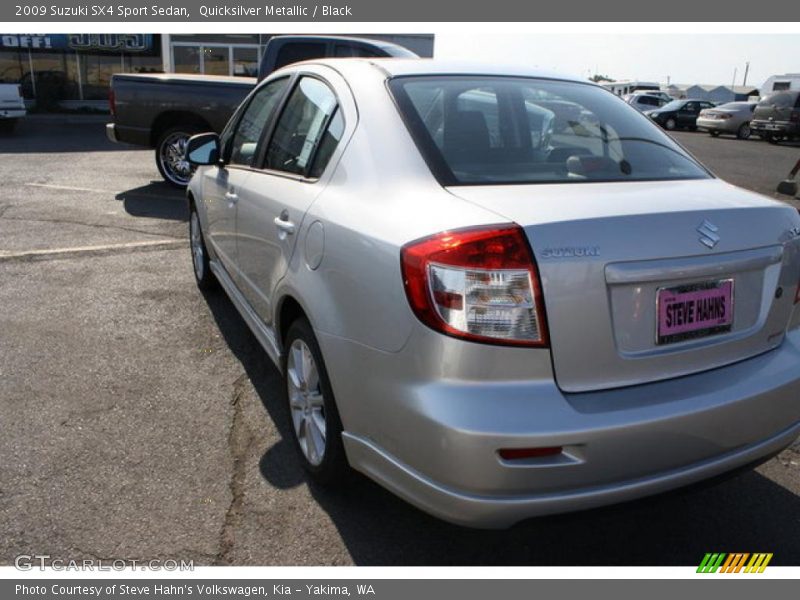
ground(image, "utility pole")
xmin=732 ymin=67 xmax=737 ymax=88
xmin=743 ymin=61 xmax=750 ymax=87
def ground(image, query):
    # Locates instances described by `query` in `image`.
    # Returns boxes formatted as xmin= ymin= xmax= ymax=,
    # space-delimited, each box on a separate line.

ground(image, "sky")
xmin=434 ymin=34 xmax=800 ymax=88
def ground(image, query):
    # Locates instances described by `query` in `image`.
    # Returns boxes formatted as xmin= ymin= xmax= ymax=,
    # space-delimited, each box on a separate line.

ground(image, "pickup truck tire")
xmin=283 ymin=318 xmax=349 ymax=485
xmin=156 ymin=125 xmax=201 ymax=188
xmin=189 ymin=205 xmax=216 ymax=290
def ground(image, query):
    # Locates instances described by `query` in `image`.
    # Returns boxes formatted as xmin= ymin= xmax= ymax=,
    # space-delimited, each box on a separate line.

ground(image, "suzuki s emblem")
xmin=697 ymin=220 xmax=720 ymax=249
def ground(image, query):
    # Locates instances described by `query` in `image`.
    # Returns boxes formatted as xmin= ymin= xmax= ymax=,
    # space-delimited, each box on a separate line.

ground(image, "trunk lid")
xmin=448 ymin=179 xmax=800 ymax=392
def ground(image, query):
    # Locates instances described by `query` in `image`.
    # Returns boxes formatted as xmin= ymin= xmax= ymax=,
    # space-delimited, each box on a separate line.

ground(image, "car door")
xmin=234 ymin=74 xmax=346 ymax=325
xmin=202 ymin=76 xmax=290 ymax=280
xmin=677 ymin=101 xmax=699 ymax=127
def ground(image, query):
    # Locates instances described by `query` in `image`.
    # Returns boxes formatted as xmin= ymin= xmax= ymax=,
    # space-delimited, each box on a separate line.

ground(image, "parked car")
xmin=750 ymin=90 xmax=800 ymax=144
xmin=106 ymin=35 xmax=417 ymax=186
xmin=635 ymin=90 xmax=672 ymax=104
xmin=696 ymin=101 xmax=757 ymax=139
xmin=624 ymin=92 xmax=668 ymax=112
xmin=0 ymin=83 xmax=26 ymax=132
xmin=186 ymin=60 xmax=800 ymax=528
xmin=645 ymin=99 xmax=716 ymax=130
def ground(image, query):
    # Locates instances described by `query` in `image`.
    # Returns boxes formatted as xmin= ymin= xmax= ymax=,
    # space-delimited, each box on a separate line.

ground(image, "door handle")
xmin=273 ymin=215 xmax=294 ymax=235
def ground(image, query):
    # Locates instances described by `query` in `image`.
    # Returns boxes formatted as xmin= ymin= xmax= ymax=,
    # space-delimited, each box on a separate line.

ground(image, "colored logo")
xmin=697 ymin=553 xmax=773 ymax=573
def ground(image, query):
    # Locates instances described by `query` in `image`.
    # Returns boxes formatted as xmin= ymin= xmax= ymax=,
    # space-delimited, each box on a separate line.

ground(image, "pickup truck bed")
xmin=108 ymin=72 xmax=255 ymax=147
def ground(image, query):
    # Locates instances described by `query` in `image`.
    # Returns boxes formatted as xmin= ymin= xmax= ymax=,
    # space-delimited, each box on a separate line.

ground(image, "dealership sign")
xmin=0 ymin=34 xmax=154 ymax=53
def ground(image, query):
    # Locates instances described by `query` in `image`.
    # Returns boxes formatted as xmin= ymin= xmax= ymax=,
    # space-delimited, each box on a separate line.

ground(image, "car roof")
xmin=299 ymin=58 xmax=590 ymax=84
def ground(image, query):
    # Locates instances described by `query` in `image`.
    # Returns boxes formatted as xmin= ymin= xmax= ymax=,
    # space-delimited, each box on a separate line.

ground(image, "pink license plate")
xmin=657 ymin=279 xmax=734 ymax=345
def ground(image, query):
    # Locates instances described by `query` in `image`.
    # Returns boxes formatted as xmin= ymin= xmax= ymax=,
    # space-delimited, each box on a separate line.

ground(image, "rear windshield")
xmin=390 ymin=76 xmax=709 ymax=186
xmin=757 ymin=91 xmax=800 ymax=108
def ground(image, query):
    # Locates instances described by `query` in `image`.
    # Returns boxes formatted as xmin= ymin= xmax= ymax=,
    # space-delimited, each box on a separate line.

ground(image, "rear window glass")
xmin=758 ymin=91 xmax=800 ymax=108
xmin=390 ymin=76 xmax=710 ymax=186
xmin=274 ymin=42 xmax=327 ymax=70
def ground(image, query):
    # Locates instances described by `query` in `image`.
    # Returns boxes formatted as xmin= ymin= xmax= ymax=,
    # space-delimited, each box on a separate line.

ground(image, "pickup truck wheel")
xmin=283 ymin=318 xmax=348 ymax=485
xmin=189 ymin=205 xmax=215 ymax=290
xmin=156 ymin=126 xmax=200 ymax=188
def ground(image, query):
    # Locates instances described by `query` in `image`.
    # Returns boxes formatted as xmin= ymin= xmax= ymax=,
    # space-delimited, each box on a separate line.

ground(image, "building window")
xmin=172 ymin=43 xmax=260 ymax=77
xmin=173 ymin=45 xmax=201 ymax=74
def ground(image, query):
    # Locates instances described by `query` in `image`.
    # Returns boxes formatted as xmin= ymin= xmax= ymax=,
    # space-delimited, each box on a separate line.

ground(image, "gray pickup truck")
xmin=106 ymin=35 xmax=417 ymax=186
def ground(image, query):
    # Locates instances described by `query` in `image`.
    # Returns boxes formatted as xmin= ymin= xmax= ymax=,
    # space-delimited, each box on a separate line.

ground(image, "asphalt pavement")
xmin=0 ymin=115 xmax=799 ymax=566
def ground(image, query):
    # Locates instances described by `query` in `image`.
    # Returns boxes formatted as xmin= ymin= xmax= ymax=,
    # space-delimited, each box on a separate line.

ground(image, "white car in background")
xmin=0 ymin=83 xmax=26 ymax=133
xmin=623 ymin=92 xmax=671 ymax=112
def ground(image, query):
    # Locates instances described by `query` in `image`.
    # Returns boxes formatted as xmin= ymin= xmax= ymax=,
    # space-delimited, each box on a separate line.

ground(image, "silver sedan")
xmin=697 ymin=101 xmax=758 ymax=139
xmin=185 ymin=59 xmax=800 ymax=528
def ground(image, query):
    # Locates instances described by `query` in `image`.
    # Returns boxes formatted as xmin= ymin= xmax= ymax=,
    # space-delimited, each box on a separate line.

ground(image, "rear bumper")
xmin=105 ymin=122 xmax=150 ymax=146
xmin=0 ymin=108 xmax=25 ymax=120
xmin=751 ymin=120 xmax=800 ymax=136
xmin=324 ymin=326 xmax=800 ymax=528
xmin=344 ymin=419 xmax=800 ymax=528
xmin=105 ymin=122 xmax=118 ymax=143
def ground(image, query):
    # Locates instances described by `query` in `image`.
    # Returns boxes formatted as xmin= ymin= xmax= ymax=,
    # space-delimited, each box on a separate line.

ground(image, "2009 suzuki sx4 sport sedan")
xmin=185 ymin=59 xmax=800 ymax=528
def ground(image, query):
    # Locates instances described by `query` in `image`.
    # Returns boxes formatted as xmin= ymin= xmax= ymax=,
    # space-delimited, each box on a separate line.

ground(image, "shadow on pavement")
xmin=115 ymin=182 xmax=188 ymax=221
xmin=200 ymin=286 xmax=304 ymax=492
xmin=202 ymin=284 xmax=800 ymax=566
xmin=0 ymin=115 xmax=130 ymax=154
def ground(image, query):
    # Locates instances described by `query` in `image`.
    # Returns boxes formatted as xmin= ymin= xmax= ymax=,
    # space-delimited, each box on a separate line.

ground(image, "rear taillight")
xmin=401 ymin=224 xmax=549 ymax=347
xmin=108 ymin=87 xmax=116 ymax=117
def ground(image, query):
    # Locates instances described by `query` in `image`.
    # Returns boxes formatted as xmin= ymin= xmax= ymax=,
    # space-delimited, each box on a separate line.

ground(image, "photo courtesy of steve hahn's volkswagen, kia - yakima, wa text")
xmin=1 ymin=6 xmax=800 ymax=583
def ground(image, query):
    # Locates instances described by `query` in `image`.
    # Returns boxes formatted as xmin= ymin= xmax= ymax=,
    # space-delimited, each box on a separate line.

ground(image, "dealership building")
xmin=0 ymin=33 xmax=435 ymax=108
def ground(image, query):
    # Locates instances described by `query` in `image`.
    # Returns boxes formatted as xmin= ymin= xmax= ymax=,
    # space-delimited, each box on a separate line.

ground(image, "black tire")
xmin=767 ymin=134 xmax=780 ymax=145
xmin=664 ymin=118 xmax=677 ymax=131
xmin=736 ymin=123 xmax=751 ymax=140
xmin=709 ymin=130 xmax=720 ymax=137
xmin=155 ymin=125 xmax=201 ymax=188
xmin=283 ymin=318 xmax=349 ymax=485
xmin=0 ymin=119 xmax=18 ymax=134
xmin=189 ymin=203 xmax=216 ymax=291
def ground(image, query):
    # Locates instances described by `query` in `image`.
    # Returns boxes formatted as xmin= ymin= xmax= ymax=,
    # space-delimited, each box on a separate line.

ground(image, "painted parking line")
xmin=26 ymin=182 xmax=119 ymax=195
xmin=25 ymin=182 xmax=180 ymax=200
xmin=0 ymin=239 xmax=185 ymax=263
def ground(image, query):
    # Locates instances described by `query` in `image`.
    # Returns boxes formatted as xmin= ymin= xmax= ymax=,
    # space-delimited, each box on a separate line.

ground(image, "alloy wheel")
xmin=159 ymin=131 xmax=193 ymax=186
xmin=287 ymin=339 xmax=327 ymax=466
xmin=190 ymin=211 xmax=204 ymax=281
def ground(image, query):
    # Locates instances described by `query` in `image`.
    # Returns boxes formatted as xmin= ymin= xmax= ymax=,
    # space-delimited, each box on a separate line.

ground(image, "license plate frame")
xmin=656 ymin=279 xmax=735 ymax=345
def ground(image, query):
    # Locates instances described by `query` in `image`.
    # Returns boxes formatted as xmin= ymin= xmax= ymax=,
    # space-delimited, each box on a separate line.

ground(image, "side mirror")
xmin=186 ymin=132 xmax=221 ymax=166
